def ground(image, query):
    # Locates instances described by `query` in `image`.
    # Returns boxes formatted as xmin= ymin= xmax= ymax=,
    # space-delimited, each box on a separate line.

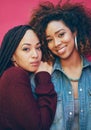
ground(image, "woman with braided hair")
xmin=0 ymin=25 xmax=57 ymax=130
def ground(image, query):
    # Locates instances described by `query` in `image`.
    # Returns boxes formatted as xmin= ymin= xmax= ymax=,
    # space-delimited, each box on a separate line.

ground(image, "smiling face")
xmin=12 ymin=29 xmax=42 ymax=72
xmin=45 ymin=20 xmax=77 ymax=60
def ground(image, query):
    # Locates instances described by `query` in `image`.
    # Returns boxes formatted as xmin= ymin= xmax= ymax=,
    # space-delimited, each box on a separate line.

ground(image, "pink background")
xmin=0 ymin=0 xmax=91 ymax=60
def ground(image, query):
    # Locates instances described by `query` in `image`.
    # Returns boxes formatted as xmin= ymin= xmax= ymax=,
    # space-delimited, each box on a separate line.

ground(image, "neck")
xmin=61 ymin=54 xmax=83 ymax=81
xmin=61 ymin=53 xmax=81 ymax=69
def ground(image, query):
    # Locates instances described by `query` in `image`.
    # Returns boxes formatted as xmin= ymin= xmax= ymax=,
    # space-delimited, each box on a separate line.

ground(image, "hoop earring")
xmin=75 ymin=36 xmax=78 ymax=50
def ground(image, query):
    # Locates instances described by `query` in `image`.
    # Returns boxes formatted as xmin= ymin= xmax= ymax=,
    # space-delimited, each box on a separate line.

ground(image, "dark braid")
xmin=0 ymin=25 xmax=32 ymax=76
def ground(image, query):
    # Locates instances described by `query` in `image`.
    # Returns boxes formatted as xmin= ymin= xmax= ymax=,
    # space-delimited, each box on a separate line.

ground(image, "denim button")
xmin=80 ymin=88 xmax=83 ymax=91
xmin=69 ymin=112 xmax=72 ymax=115
xmin=68 ymin=91 xmax=72 ymax=94
xmin=81 ymin=109 xmax=83 ymax=112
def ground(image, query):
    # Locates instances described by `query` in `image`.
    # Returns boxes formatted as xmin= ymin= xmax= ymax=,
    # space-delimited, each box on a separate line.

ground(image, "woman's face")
xmin=12 ymin=29 xmax=42 ymax=72
xmin=45 ymin=20 xmax=77 ymax=60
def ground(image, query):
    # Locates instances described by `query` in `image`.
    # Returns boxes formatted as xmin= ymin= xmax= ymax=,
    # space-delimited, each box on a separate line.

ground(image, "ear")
xmin=73 ymin=30 xmax=77 ymax=37
xmin=11 ymin=56 xmax=16 ymax=62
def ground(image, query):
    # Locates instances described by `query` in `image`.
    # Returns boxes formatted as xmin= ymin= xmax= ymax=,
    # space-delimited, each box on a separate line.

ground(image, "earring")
xmin=75 ymin=36 xmax=78 ymax=50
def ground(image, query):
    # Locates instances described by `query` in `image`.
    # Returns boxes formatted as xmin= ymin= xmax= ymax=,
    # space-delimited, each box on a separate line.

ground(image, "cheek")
xmin=63 ymin=36 xmax=71 ymax=42
xmin=17 ymin=54 xmax=29 ymax=62
xmin=66 ymin=34 xmax=75 ymax=42
xmin=18 ymin=57 xmax=25 ymax=63
xmin=39 ymin=51 xmax=42 ymax=59
xmin=48 ymin=43 xmax=53 ymax=50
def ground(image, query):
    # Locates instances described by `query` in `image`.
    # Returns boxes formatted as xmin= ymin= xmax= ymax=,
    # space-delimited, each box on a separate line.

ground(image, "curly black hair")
xmin=29 ymin=0 xmax=91 ymax=62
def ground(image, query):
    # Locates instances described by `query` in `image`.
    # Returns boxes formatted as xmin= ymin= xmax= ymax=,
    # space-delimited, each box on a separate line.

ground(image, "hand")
xmin=36 ymin=61 xmax=53 ymax=74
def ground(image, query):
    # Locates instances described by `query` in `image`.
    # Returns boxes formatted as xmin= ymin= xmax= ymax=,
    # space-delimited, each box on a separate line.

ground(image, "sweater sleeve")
xmin=35 ymin=72 xmax=57 ymax=130
xmin=0 ymin=67 xmax=57 ymax=130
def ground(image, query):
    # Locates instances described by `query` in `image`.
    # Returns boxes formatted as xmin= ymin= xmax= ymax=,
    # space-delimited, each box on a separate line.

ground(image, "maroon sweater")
xmin=0 ymin=67 xmax=57 ymax=130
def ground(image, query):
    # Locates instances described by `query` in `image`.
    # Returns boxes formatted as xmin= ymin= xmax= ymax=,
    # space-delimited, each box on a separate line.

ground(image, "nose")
xmin=31 ymin=49 xmax=38 ymax=58
xmin=54 ymin=38 xmax=62 ymax=47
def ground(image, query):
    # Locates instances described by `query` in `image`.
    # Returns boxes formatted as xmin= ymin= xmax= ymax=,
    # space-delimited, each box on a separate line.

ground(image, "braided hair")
xmin=0 ymin=25 xmax=33 ymax=76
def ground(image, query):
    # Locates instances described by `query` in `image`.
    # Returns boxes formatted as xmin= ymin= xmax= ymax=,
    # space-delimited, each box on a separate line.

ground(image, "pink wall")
xmin=0 ymin=0 xmax=91 ymax=44
xmin=0 ymin=0 xmax=91 ymax=57
xmin=0 ymin=0 xmax=58 ymax=44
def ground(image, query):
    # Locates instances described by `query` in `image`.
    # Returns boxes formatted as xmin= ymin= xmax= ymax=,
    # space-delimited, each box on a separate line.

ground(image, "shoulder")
xmin=83 ymin=57 xmax=91 ymax=68
xmin=1 ymin=66 xmax=29 ymax=81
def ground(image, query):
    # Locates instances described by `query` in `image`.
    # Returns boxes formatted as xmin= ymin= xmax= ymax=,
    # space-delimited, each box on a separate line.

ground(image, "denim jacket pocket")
xmin=53 ymin=94 xmax=63 ymax=123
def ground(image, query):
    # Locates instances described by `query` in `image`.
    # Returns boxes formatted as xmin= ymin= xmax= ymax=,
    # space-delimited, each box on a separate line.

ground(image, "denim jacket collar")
xmin=53 ymin=56 xmax=91 ymax=72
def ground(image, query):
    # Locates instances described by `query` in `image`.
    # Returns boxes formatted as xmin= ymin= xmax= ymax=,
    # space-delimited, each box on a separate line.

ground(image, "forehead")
xmin=19 ymin=29 xmax=39 ymax=45
xmin=46 ymin=20 xmax=68 ymax=35
xmin=22 ymin=30 xmax=38 ymax=40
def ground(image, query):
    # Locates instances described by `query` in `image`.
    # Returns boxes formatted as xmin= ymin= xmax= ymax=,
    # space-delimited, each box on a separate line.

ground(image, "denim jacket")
xmin=30 ymin=56 xmax=91 ymax=130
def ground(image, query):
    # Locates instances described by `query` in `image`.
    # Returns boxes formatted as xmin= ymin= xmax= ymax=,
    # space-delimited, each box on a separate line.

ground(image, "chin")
xmin=30 ymin=68 xmax=38 ymax=72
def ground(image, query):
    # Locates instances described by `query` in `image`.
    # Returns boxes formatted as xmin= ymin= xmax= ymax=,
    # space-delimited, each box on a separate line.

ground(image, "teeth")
xmin=57 ymin=46 xmax=66 ymax=53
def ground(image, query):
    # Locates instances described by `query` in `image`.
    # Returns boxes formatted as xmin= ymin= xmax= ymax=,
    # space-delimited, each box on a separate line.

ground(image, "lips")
xmin=56 ymin=45 xmax=67 ymax=54
xmin=30 ymin=61 xmax=40 ymax=66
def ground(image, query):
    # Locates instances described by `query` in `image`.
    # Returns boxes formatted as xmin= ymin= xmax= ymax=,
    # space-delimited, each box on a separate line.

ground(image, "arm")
xmin=4 ymin=67 xmax=57 ymax=130
xmin=35 ymin=72 xmax=57 ymax=130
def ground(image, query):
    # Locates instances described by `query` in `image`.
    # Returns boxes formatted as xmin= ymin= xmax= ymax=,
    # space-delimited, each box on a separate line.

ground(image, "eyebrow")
xmin=22 ymin=42 xmax=41 ymax=46
xmin=55 ymin=29 xmax=64 ymax=34
xmin=46 ymin=29 xmax=64 ymax=38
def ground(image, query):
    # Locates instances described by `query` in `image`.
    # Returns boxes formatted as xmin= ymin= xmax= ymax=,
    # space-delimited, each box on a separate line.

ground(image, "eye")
xmin=22 ymin=47 xmax=30 ymax=52
xmin=36 ymin=46 xmax=41 ymax=50
xmin=46 ymin=39 xmax=53 ymax=43
xmin=58 ymin=32 xmax=65 ymax=37
xmin=36 ymin=45 xmax=41 ymax=50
